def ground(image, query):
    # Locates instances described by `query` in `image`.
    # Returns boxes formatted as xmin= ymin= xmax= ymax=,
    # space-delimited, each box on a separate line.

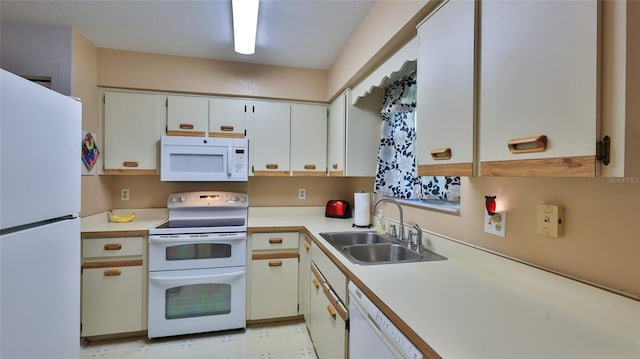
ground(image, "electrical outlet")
xmin=537 ymin=204 xmax=564 ymax=237
xmin=121 ymin=188 xmax=130 ymax=201
xmin=298 ymin=188 xmax=306 ymax=200
xmin=484 ymin=211 xmax=506 ymax=237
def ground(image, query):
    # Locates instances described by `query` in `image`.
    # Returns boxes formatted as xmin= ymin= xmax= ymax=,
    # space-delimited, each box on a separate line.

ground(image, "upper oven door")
xmin=149 ymin=232 xmax=246 ymax=271
xmin=160 ymin=136 xmax=248 ymax=182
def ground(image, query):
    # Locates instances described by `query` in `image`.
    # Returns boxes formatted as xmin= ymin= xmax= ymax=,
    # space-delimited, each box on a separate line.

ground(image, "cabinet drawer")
xmin=251 ymin=232 xmax=298 ymax=250
xmin=250 ymin=256 xmax=299 ymax=320
xmin=82 ymin=236 xmax=143 ymax=259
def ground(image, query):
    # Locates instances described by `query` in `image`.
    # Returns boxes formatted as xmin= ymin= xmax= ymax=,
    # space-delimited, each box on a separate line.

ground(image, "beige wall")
xmin=326 ymin=0 xmax=441 ymax=100
xmin=72 ymin=29 xmax=113 ymax=216
xmin=386 ymin=177 xmax=640 ymax=298
xmin=108 ymin=176 xmax=373 ymax=209
xmin=97 ymin=48 xmax=326 ymax=102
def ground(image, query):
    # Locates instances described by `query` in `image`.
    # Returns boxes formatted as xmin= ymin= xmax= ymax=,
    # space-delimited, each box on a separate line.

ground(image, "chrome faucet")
xmin=412 ymin=224 xmax=423 ymax=253
xmin=372 ymin=198 xmax=404 ymax=241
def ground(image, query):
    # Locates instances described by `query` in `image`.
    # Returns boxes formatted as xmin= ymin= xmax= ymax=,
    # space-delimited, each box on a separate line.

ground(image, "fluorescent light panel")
xmin=232 ymin=0 xmax=260 ymax=55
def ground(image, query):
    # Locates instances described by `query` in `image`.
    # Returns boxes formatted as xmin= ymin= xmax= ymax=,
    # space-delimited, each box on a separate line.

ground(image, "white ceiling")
xmin=0 ymin=0 xmax=375 ymax=70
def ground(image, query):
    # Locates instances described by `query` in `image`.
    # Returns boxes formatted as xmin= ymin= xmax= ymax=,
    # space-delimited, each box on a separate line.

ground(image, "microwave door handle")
xmin=150 ymin=271 xmax=245 ymax=287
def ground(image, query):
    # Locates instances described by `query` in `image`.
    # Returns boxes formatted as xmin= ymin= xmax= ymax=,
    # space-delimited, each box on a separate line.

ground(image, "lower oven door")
xmin=148 ymin=267 xmax=246 ymax=338
xmin=149 ymin=232 xmax=246 ymax=271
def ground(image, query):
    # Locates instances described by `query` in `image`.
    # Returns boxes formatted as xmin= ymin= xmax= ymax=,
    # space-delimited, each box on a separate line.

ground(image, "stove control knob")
xmin=179 ymin=196 xmax=186 ymax=202
xmin=170 ymin=196 xmax=178 ymax=203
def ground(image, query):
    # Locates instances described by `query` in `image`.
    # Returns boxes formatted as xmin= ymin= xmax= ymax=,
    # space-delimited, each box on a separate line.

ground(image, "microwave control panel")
xmin=232 ymin=148 xmax=247 ymax=179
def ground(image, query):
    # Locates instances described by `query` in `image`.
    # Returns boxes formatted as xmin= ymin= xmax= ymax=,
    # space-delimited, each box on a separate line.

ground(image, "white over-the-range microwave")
xmin=160 ymin=135 xmax=248 ymax=182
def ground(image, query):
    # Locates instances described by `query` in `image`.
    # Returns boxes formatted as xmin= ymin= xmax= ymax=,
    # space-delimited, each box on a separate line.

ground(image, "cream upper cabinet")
xmin=479 ymin=0 xmax=600 ymax=177
xmin=291 ymin=103 xmax=327 ymax=176
xmin=327 ymin=93 xmax=346 ymax=176
xmin=416 ymin=0 xmax=476 ymax=177
xmin=247 ymin=100 xmax=291 ymax=175
xmin=103 ymin=91 xmax=165 ymax=174
xmin=209 ymin=97 xmax=247 ymax=138
xmin=327 ymin=89 xmax=382 ymax=177
xmin=600 ymin=0 xmax=640 ymax=178
xmin=166 ymin=95 xmax=209 ymax=137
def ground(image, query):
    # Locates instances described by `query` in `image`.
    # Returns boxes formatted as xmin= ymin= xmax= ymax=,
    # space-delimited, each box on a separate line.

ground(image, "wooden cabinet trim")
xmin=82 ymin=259 xmax=143 ymax=269
xmin=208 ymin=132 xmax=245 ymax=138
xmin=251 ymin=252 xmax=298 ymax=260
xmin=103 ymin=169 xmax=157 ymax=175
xmin=481 ymin=156 xmax=596 ymax=177
xmin=252 ymin=170 xmax=290 ymax=176
xmin=418 ymin=163 xmax=473 ymax=176
xmin=292 ymin=171 xmax=326 ymax=177
xmin=167 ymin=130 xmax=206 ymax=137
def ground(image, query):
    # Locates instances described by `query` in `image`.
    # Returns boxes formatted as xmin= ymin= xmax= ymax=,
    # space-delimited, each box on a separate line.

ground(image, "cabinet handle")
xmin=179 ymin=123 xmax=194 ymax=130
xmin=122 ymin=161 xmax=139 ymax=167
xmin=304 ymin=242 xmax=310 ymax=251
xmin=332 ymin=163 xmax=338 ymax=169
xmin=304 ymin=164 xmax=316 ymax=170
xmin=268 ymin=260 xmax=282 ymax=267
xmin=313 ymin=278 xmax=320 ymax=289
xmin=103 ymin=269 xmax=122 ymax=276
xmin=327 ymin=305 xmax=337 ymax=320
xmin=220 ymin=125 xmax=234 ymax=132
xmin=266 ymin=163 xmax=279 ymax=169
xmin=508 ymin=135 xmax=548 ymax=154
xmin=103 ymin=243 xmax=122 ymax=250
xmin=269 ymin=237 xmax=283 ymax=244
xmin=430 ymin=147 xmax=452 ymax=160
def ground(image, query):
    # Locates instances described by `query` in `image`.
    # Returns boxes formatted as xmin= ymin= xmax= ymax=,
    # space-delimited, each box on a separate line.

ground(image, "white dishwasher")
xmin=348 ymin=282 xmax=423 ymax=359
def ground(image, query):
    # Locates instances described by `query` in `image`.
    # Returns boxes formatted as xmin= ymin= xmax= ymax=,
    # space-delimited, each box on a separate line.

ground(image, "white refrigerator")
xmin=0 ymin=69 xmax=81 ymax=358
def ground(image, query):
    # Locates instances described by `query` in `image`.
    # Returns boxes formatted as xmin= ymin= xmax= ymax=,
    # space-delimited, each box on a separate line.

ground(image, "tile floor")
xmin=81 ymin=323 xmax=317 ymax=359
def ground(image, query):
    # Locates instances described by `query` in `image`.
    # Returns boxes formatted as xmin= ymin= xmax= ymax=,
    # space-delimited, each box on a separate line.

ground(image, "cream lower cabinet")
xmin=298 ymin=234 xmax=311 ymax=323
xmin=81 ymin=235 xmax=146 ymax=337
xmin=248 ymin=232 xmax=299 ymax=320
xmin=308 ymin=241 xmax=348 ymax=359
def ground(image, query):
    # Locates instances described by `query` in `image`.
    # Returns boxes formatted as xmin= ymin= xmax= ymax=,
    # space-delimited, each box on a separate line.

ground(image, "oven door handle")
xmin=149 ymin=270 xmax=245 ymax=287
xmin=149 ymin=234 xmax=245 ymax=244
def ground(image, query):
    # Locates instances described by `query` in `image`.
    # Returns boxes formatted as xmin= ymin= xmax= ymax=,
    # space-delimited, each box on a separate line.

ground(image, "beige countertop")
xmin=81 ymin=208 xmax=167 ymax=234
xmin=249 ymin=207 xmax=640 ymax=359
xmin=82 ymin=206 xmax=640 ymax=358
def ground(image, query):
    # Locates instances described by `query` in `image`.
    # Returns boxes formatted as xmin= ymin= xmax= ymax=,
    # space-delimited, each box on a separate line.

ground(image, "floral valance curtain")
xmin=373 ymin=72 xmax=461 ymax=203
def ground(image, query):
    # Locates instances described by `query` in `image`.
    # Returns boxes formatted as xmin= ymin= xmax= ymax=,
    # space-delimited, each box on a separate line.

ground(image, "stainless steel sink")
xmin=319 ymin=231 xmax=390 ymax=248
xmin=319 ymin=231 xmax=447 ymax=265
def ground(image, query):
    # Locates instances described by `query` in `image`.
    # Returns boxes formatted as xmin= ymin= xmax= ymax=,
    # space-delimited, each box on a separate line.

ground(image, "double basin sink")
xmin=319 ymin=231 xmax=447 ymax=265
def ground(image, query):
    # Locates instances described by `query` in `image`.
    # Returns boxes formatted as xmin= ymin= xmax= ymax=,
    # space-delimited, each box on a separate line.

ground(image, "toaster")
xmin=325 ymin=200 xmax=352 ymax=218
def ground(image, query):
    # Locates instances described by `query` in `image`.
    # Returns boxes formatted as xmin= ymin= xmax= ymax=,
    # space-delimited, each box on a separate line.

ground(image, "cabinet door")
xmin=291 ymin=103 xmax=327 ymax=176
xmin=209 ymin=97 xmax=247 ymax=138
xmin=103 ymin=91 xmax=165 ymax=174
xmin=298 ymin=235 xmax=311 ymax=322
xmin=344 ymin=89 xmax=382 ymax=177
xmin=479 ymin=0 xmax=599 ymax=177
xmin=417 ymin=0 xmax=475 ymax=176
xmin=166 ymin=95 xmax=209 ymax=136
xmin=81 ymin=265 xmax=144 ymax=336
xmin=248 ymin=100 xmax=291 ymax=175
xmin=308 ymin=265 xmax=347 ymax=359
xmin=250 ymin=256 xmax=299 ymax=320
xmin=327 ymin=93 xmax=346 ymax=176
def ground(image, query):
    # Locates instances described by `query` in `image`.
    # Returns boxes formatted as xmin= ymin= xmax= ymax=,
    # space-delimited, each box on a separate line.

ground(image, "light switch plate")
xmin=484 ymin=211 xmax=506 ymax=237
xmin=537 ymin=204 xmax=564 ymax=238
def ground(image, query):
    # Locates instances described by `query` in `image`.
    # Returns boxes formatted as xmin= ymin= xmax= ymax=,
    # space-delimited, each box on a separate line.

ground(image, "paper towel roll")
xmin=354 ymin=192 xmax=371 ymax=226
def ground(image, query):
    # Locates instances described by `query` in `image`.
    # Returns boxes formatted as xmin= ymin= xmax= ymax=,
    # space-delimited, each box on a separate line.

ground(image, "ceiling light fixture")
xmin=232 ymin=0 xmax=260 ymax=55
